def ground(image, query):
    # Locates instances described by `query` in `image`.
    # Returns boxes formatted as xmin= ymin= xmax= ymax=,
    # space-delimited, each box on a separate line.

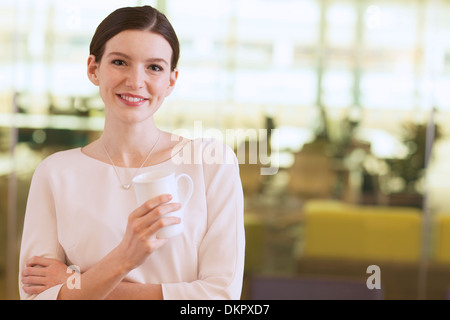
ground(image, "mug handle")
xmin=176 ymin=173 xmax=194 ymax=205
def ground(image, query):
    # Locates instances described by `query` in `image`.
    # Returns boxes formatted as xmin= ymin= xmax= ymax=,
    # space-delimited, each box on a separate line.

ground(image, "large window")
xmin=2 ymin=0 xmax=450 ymax=300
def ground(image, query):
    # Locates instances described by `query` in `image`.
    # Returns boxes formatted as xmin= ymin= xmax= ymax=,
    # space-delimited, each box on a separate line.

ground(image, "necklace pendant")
xmin=102 ymin=130 xmax=161 ymax=192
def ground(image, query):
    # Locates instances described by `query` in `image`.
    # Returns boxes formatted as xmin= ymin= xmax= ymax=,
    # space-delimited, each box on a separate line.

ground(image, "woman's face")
xmin=87 ymin=30 xmax=178 ymax=124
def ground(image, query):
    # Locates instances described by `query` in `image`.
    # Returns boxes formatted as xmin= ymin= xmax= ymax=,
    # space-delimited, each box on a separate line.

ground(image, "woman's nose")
xmin=125 ymin=67 xmax=145 ymax=89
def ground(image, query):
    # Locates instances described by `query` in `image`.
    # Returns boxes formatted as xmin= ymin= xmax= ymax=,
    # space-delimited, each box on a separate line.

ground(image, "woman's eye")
xmin=112 ymin=59 xmax=126 ymax=66
xmin=149 ymin=64 xmax=163 ymax=72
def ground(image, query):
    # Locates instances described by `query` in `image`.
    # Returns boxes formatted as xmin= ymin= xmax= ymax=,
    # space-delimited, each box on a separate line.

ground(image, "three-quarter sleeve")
xmin=18 ymin=160 xmax=66 ymax=300
xmin=161 ymin=140 xmax=245 ymax=299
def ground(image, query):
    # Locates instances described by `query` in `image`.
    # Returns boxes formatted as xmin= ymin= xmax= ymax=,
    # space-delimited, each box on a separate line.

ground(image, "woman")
xmin=19 ymin=6 xmax=245 ymax=300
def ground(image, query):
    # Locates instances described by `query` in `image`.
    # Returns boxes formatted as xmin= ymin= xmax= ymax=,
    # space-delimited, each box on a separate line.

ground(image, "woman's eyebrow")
xmin=107 ymin=51 xmax=169 ymax=65
xmin=107 ymin=51 xmax=131 ymax=59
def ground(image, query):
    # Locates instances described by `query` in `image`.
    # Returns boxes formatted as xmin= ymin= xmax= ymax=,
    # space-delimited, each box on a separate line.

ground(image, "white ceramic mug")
xmin=132 ymin=171 xmax=194 ymax=238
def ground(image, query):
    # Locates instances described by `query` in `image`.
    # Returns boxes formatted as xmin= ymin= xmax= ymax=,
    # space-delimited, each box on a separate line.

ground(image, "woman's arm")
xmin=22 ymin=255 xmax=165 ymax=300
xmin=105 ymin=281 xmax=163 ymax=300
xmin=22 ymin=194 xmax=181 ymax=300
xmin=61 ymin=194 xmax=179 ymax=300
xmin=161 ymin=140 xmax=246 ymax=299
xmin=21 ymin=256 xmax=69 ymax=295
xmin=56 ymin=246 xmax=131 ymax=300
xmin=19 ymin=161 xmax=66 ymax=300
xmin=22 ymin=256 xmax=163 ymax=299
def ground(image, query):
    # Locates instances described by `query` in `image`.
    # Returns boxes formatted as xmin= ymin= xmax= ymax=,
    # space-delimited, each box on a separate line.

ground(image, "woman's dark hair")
xmin=89 ymin=6 xmax=180 ymax=70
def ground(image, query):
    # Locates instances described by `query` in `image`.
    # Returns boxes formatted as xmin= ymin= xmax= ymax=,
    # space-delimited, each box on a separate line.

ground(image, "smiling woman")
xmin=18 ymin=5 xmax=245 ymax=300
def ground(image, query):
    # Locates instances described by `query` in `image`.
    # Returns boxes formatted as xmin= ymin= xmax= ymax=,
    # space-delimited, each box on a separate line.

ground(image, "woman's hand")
xmin=114 ymin=193 xmax=181 ymax=272
xmin=21 ymin=256 xmax=69 ymax=295
xmin=21 ymin=194 xmax=180 ymax=299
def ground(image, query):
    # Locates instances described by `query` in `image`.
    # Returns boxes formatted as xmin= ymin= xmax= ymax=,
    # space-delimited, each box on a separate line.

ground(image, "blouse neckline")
xmin=76 ymin=139 xmax=193 ymax=170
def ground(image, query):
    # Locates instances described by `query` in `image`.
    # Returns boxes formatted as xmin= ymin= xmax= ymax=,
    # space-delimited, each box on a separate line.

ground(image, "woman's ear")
xmin=165 ymin=68 xmax=179 ymax=97
xmin=87 ymin=55 xmax=100 ymax=86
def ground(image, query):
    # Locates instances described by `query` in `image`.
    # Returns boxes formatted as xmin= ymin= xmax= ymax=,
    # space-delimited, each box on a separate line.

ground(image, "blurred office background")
xmin=2 ymin=0 xmax=450 ymax=300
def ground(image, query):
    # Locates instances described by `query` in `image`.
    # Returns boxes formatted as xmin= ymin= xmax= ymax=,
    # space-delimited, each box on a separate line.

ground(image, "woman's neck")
xmin=101 ymin=121 xmax=161 ymax=167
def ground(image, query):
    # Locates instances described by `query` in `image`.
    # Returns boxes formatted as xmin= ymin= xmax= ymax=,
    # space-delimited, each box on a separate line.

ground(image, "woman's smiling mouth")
xmin=117 ymin=93 xmax=149 ymax=106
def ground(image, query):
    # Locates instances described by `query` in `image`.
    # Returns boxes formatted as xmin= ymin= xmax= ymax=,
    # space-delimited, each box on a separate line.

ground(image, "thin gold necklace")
xmin=102 ymin=130 xmax=161 ymax=190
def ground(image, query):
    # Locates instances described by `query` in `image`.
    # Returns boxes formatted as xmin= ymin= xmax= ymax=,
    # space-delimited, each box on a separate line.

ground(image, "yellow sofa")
xmin=433 ymin=213 xmax=450 ymax=264
xmin=244 ymin=212 xmax=265 ymax=273
xmin=301 ymin=200 xmax=422 ymax=263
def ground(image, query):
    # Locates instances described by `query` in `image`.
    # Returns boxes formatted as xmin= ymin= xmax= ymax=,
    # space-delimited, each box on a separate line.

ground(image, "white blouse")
xmin=18 ymin=138 xmax=245 ymax=300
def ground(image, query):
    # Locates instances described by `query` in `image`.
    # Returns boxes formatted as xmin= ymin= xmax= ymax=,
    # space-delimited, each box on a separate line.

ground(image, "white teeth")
xmin=120 ymin=95 xmax=145 ymax=102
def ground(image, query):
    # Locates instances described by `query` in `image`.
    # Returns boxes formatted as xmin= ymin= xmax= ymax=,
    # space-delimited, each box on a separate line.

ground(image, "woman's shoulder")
xmin=42 ymin=147 xmax=82 ymax=162
xmin=36 ymin=148 xmax=83 ymax=171
xmin=193 ymin=138 xmax=236 ymax=165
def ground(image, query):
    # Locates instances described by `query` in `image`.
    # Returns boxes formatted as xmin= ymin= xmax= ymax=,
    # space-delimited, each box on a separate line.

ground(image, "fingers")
xmin=21 ymin=266 xmax=50 ymax=295
xmin=129 ymin=195 xmax=182 ymax=234
xmin=21 ymin=275 xmax=46 ymax=286
xmin=22 ymin=265 xmax=47 ymax=277
xmin=132 ymin=194 xmax=173 ymax=218
xmin=22 ymin=256 xmax=69 ymax=294
xmin=26 ymin=256 xmax=56 ymax=268
xmin=144 ymin=212 xmax=181 ymax=236
xmin=21 ymin=260 xmax=52 ymax=289
xmin=142 ymin=201 xmax=181 ymax=225
xmin=139 ymin=202 xmax=181 ymax=231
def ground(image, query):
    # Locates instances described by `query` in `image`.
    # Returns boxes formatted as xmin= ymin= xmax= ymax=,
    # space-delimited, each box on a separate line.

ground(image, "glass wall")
xmin=2 ymin=0 xmax=450 ymax=300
